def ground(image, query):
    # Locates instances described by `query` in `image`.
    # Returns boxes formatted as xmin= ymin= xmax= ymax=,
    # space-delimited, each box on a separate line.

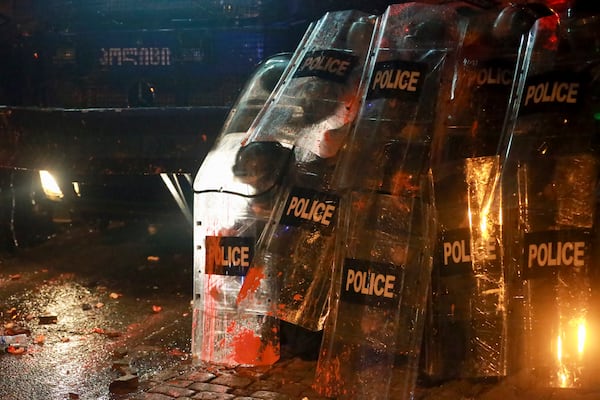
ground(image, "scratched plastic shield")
xmin=423 ymin=3 xmax=555 ymax=382
xmin=192 ymin=52 xmax=294 ymax=366
xmin=235 ymin=10 xmax=376 ymax=332
xmin=314 ymin=3 xmax=461 ymax=399
xmin=499 ymin=12 xmax=600 ymax=388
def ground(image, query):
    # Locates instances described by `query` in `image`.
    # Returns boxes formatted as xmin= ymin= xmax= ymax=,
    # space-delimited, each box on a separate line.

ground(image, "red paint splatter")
xmin=7 ymin=346 xmax=26 ymax=355
xmin=226 ymin=320 xmax=237 ymax=333
xmin=259 ymin=341 xmax=279 ymax=365
xmin=168 ymin=348 xmax=187 ymax=357
xmin=236 ymin=266 xmax=265 ymax=305
xmin=231 ymin=327 xmax=280 ymax=366
xmin=232 ymin=329 xmax=263 ymax=365
xmin=314 ymin=355 xmax=343 ymax=397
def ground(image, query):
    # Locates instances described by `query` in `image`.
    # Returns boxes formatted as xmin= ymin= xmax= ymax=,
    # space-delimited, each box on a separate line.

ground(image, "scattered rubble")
xmin=38 ymin=315 xmax=58 ymax=325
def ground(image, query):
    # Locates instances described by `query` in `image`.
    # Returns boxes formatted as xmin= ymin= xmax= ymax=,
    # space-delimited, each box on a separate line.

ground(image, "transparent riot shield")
xmin=499 ymin=8 xmax=600 ymax=389
xmin=235 ymin=10 xmax=376 ymax=332
xmin=424 ymin=3 xmax=555 ymax=382
xmin=314 ymin=3 xmax=463 ymax=399
xmin=192 ymin=52 xmax=295 ymax=366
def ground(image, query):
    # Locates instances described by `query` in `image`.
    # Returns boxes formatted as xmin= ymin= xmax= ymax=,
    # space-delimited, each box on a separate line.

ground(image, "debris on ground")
xmin=38 ymin=315 xmax=58 ymax=324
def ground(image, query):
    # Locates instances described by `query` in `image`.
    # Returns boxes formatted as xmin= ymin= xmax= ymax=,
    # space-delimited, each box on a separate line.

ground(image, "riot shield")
xmin=314 ymin=3 xmax=463 ymax=399
xmin=424 ymin=3 xmax=555 ymax=382
xmin=235 ymin=10 xmax=376 ymax=332
xmin=499 ymin=7 xmax=600 ymax=388
xmin=191 ymin=51 xmax=295 ymax=366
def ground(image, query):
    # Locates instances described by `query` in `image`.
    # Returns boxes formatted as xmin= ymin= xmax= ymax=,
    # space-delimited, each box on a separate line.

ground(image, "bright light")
xmin=72 ymin=181 xmax=81 ymax=197
xmin=578 ymin=320 xmax=586 ymax=356
xmin=557 ymin=334 xmax=563 ymax=362
xmin=556 ymin=334 xmax=570 ymax=387
xmin=558 ymin=365 xmax=569 ymax=388
xmin=39 ymin=170 xmax=64 ymax=201
xmin=555 ymin=318 xmax=587 ymax=388
xmin=479 ymin=205 xmax=488 ymax=236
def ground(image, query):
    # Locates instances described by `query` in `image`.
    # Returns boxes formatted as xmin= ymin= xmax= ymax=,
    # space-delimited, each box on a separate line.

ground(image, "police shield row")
xmin=192 ymin=2 xmax=600 ymax=399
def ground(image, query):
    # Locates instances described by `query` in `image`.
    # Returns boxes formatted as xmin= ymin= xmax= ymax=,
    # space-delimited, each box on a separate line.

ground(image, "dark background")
xmin=0 ymin=0 xmax=503 ymax=109
xmin=0 ymin=0 xmax=399 ymax=108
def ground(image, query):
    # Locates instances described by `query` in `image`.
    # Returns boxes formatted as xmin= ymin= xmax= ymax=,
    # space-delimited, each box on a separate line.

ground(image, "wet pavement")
xmin=0 ymin=215 xmax=327 ymax=400
xmin=128 ymin=355 xmax=600 ymax=400
xmin=0 ymin=217 xmax=194 ymax=400
xmin=4 ymin=217 xmax=600 ymax=400
xmin=128 ymin=356 xmax=325 ymax=400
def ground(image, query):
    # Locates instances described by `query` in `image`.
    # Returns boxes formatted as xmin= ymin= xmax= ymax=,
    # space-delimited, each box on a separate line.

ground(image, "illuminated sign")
xmin=99 ymin=47 xmax=172 ymax=67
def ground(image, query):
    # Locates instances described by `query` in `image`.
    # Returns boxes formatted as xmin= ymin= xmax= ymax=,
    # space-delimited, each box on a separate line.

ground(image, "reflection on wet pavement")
xmin=0 ymin=218 xmax=193 ymax=400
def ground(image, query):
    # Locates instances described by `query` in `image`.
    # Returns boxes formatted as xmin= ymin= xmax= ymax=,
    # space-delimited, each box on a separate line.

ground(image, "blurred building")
xmin=0 ymin=0 xmax=400 ymax=108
